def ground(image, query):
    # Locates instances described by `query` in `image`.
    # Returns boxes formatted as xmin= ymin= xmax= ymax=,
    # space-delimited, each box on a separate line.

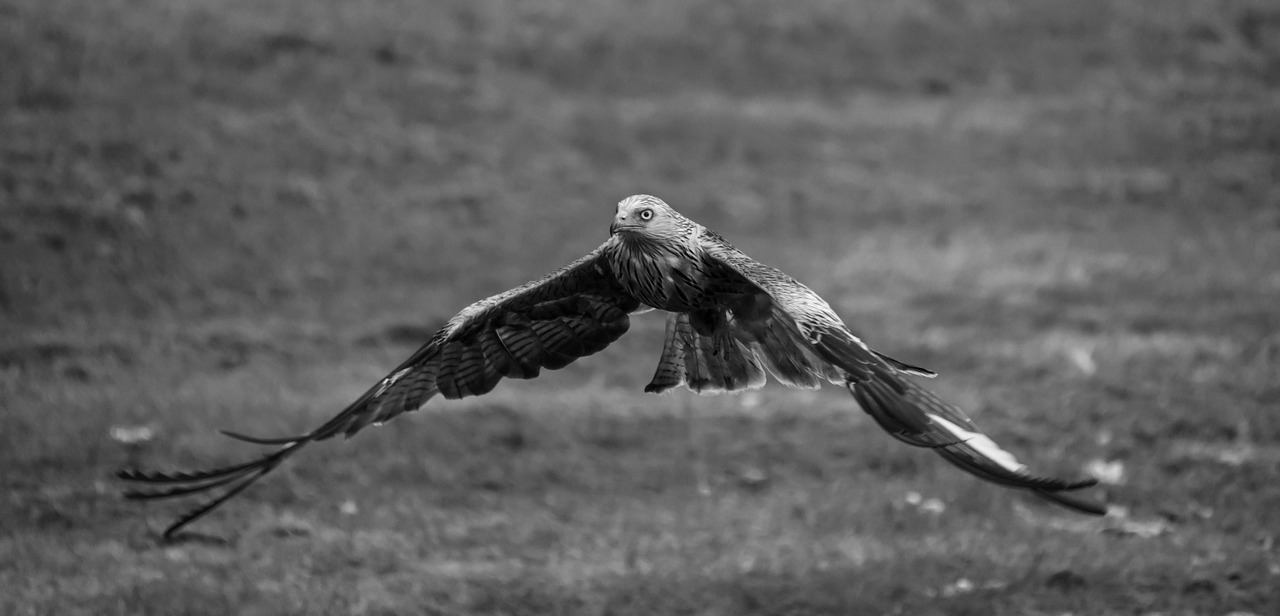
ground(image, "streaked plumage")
xmin=120 ymin=195 xmax=1104 ymax=538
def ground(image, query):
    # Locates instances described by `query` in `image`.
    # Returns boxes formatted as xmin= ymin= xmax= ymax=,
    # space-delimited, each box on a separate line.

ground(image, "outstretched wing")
xmin=849 ymin=378 xmax=1104 ymax=514
xmin=119 ymin=245 xmax=642 ymax=538
xmin=681 ymin=231 xmax=1104 ymax=515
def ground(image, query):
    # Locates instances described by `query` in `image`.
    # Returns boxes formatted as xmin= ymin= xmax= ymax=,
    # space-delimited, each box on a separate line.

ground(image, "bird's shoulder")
xmin=694 ymin=225 xmax=843 ymax=332
xmin=696 ymin=227 xmax=801 ymax=293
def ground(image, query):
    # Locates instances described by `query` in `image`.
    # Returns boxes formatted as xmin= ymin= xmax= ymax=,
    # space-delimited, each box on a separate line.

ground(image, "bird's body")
xmin=121 ymin=195 xmax=1104 ymax=539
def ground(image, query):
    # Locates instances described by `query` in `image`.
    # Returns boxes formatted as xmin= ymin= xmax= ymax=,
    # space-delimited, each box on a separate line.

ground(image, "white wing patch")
xmin=928 ymin=415 xmax=1029 ymax=475
xmin=374 ymin=367 xmax=412 ymax=397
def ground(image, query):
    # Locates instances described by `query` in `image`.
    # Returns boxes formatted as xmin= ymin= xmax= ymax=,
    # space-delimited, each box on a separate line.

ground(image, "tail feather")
xmin=644 ymin=313 xmax=688 ymax=394
xmin=685 ymin=320 xmax=740 ymax=392
xmin=693 ymin=328 xmax=765 ymax=392
xmin=688 ymin=327 xmax=724 ymax=391
xmin=644 ymin=312 xmax=769 ymax=394
xmin=746 ymin=319 xmax=826 ymax=389
xmin=679 ymin=316 xmax=713 ymax=391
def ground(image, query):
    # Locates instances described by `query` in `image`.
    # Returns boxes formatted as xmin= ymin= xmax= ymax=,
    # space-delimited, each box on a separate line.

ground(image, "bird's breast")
xmin=610 ymin=241 xmax=709 ymax=312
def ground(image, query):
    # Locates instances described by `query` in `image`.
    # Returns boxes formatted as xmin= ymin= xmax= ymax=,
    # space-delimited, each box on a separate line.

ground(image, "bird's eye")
xmin=638 ymin=209 xmax=653 ymax=221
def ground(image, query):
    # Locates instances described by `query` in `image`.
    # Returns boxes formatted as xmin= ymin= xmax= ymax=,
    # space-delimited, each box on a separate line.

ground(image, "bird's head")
xmin=610 ymin=194 xmax=684 ymax=239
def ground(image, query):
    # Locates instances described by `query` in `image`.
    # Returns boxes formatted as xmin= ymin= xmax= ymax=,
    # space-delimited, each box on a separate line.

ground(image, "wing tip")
xmin=219 ymin=430 xmax=305 ymax=445
xmin=1032 ymin=484 xmax=1108 ymax=516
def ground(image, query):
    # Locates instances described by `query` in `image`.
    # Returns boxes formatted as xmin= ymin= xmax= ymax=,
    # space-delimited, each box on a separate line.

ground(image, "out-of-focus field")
xmin=3 ymin=0 xmax=1279 ymax=614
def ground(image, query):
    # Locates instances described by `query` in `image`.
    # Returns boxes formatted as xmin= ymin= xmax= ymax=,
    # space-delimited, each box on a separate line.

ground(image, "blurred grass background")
xmin=2 ymin=0 xmax=1279 ymax=614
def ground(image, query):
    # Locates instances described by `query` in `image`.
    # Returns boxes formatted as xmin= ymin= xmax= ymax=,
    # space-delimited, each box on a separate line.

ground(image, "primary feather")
xmin=120 ymin=195 xmax=1104 ymax=539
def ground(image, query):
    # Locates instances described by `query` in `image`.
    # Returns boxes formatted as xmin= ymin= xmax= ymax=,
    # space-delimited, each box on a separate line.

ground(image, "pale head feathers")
xmin=610 ymin=194 xmax=691 ymax=240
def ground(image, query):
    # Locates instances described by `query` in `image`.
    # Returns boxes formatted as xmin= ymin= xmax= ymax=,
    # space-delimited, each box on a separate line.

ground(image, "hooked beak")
xmin=609 ymin=215 xmax=633 ymax=236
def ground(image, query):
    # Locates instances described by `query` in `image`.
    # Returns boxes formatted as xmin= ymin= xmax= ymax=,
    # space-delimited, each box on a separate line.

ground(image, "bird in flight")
xmin=120 ymin=194 xmax=1104 ymax=538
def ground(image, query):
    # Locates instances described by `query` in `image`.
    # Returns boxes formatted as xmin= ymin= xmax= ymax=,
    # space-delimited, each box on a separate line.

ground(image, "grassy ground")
xmin=3 ymin=0 xmax=1280 ymax=613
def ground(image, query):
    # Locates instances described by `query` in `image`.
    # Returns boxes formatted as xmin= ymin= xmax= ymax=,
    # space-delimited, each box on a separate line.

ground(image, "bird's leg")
xmin=683 ymin=393 xmax=711 ymax=497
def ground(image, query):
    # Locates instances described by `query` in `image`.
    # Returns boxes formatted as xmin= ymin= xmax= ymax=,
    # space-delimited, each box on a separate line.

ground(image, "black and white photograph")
xmin=2 ymin=1 xmax=1277 ymax=614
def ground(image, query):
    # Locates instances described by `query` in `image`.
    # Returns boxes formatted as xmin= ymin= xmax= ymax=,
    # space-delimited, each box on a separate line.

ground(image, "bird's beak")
xmin=609 ymin=215 xmax=629 ymax=236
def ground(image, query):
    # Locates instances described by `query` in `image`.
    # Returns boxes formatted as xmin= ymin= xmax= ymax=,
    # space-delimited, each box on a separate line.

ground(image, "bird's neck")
xmin=608 ymin=229 xmax=706 ymax=312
